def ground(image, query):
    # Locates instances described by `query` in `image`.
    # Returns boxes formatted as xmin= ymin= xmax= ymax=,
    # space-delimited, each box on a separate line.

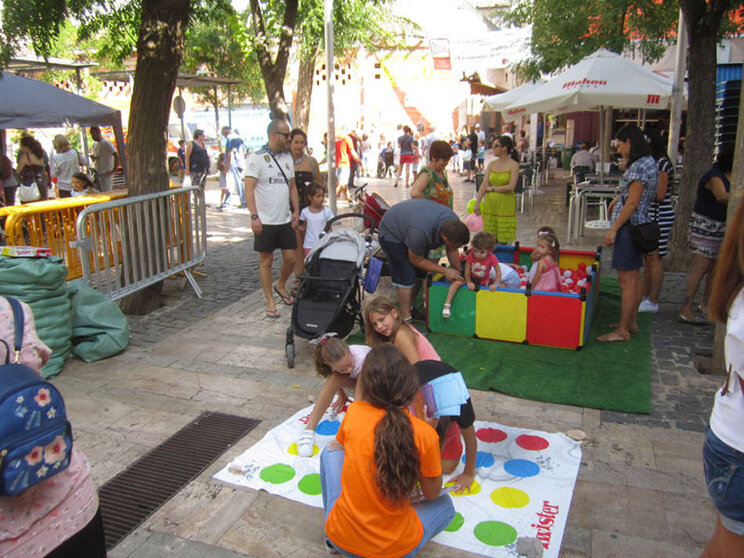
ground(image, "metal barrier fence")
xmin=73 ymin=186 xmax=207 ymax=300
xmin=1 ymin=191 xmax=128 ymax=280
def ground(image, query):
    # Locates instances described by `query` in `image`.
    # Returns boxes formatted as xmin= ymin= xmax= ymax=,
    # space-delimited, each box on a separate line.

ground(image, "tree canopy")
xmin=502 ymin=0 xmax=679 ymax=79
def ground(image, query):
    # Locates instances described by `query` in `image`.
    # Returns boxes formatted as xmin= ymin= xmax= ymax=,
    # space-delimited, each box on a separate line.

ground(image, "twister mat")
xmin=214 ymin=405 xmax=582 ymax=557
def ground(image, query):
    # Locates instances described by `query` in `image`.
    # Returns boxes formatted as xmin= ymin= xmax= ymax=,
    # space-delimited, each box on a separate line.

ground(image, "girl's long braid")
xmin=359 ymin=345 xmax=421 ymax=505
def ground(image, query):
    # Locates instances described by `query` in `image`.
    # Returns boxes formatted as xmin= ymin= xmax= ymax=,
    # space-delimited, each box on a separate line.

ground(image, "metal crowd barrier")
xmin=1 ymin=191 xmax=128 ymax=280
xmin=73 ymin=186 xmax=207 ymax=300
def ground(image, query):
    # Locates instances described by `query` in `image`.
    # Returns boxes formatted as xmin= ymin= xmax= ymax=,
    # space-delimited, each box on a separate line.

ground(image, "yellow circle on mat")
xmin=446 ymin=480 xmax=482 ymax=497
xmin=490 ymin=487 xmax=530 ymax=508
xmin=287 ymin=443 xmax=319 ymax=456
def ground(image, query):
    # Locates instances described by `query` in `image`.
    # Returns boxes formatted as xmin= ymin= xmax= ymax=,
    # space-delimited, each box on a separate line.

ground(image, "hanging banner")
xmin=430 ymin=38 xmax=452 ymax=70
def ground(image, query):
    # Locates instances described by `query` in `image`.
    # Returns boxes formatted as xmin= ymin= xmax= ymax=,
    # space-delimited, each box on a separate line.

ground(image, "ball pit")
xmin=427 ymin=244 xmax=601 ymax=349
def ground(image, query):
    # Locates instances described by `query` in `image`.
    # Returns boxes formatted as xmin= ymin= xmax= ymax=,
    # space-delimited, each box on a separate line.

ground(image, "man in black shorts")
xmin=245 ymin=119 xmax=300 ymax=319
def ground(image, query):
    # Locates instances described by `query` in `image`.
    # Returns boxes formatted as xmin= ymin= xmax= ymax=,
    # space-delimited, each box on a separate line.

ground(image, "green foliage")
xmin=502 ymin=0 xmax=678 ymax=80
xmin=182 ymin=4 xmax=264 ymax=108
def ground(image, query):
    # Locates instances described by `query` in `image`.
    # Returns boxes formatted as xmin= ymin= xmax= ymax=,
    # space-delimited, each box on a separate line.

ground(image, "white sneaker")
xmin=297 ymin=430 xmax=315 ymax=457
xmin=638 ymin=299 xmax=659 ymax=313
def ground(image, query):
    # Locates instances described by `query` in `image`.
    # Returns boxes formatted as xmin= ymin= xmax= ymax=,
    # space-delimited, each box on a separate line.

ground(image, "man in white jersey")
xmin=245 ymin=119 xmax=300 ymax=319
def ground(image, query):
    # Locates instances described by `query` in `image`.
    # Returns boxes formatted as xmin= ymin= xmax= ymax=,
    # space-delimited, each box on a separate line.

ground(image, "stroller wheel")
xmin=286 ymin=343 xmax=295 ymax=368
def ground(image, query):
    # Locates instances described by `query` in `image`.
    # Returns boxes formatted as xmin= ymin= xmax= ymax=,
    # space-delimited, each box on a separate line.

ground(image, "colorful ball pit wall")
xmin=427 ymin=245 xmax=601 ymax=350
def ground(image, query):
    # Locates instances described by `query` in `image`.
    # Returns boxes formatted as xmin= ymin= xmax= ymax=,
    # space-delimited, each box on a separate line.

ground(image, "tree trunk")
xmin=119 ymin=0 xmax=191 ymax=315
xmin=249 ymin=0 xmax=298 ymax=121
xmin=294 ymin=46 xmax=318 ymax=131
xmin=711 ymin=82 xmax=744 ymax=373
xmin=665 ymin=16 xmax=718 ymax=272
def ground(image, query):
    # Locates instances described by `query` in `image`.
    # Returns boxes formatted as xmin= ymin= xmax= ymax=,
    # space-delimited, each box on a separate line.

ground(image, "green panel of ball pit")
xmin=427 ymin=281 xmax=476 ymax=337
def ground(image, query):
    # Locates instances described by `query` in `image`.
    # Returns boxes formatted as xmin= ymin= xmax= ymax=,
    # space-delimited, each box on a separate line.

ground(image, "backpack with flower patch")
xmin=0 ymin=297 xmax=72 ymax=495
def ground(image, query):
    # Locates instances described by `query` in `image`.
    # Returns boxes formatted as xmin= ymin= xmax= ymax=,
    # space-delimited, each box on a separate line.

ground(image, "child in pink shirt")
xmin=532 ymin=232 xmax=562 ymax=292
xmin=443 ymin=231 xmax=501 ymax=317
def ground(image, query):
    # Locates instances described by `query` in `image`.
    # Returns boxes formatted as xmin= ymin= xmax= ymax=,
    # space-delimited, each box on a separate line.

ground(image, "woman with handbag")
xmin=679 ymin=147 xmax=732 ymax=324
xmin=0 ymin=297 xmax=106 ymax=557
xmin=16 ymin=136 xmax=49 ymax=202
xmin=598 ymin=125 xmax=658 ymax=343
xmin=701 ymin=199 xmax=744 ymax=557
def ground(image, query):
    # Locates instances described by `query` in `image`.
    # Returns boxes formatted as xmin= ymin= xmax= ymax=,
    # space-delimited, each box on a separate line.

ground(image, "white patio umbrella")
xmin=484 ymin=80 xmax=546 ymax=121
xmin=502 ymin=48 xmax=675 ymax=118
xmin=502 ymin=48 xmax=675 ymax=179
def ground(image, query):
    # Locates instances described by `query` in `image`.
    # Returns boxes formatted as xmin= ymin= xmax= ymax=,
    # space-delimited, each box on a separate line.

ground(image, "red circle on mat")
xmin=516 ymin=434 xmax=549 ymax=450
xmin=477 ymin=428 xmax=508 ymax=443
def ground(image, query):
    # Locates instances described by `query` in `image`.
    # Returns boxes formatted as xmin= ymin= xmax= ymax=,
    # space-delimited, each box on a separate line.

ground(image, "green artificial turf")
xmin=354 ymin=278 xmax=651 ymax=414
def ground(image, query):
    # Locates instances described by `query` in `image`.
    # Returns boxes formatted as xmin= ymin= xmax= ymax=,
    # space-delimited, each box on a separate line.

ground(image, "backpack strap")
xmin=5 ymin=297 xmax=24 ymax=363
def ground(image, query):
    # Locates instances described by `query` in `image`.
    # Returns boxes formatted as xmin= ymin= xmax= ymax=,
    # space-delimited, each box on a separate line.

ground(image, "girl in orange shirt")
xmin=320 ymin=345 xmax=455 ymax=557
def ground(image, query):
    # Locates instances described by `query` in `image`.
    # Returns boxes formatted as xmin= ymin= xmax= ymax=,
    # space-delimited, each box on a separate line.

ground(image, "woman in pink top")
xmin=365 ymin=296 xmax=441 ymax=364
xmin=531 ymin=233 xmax=562 ymax=292
xmin=0 ymin=297 xmax=105 ymax=558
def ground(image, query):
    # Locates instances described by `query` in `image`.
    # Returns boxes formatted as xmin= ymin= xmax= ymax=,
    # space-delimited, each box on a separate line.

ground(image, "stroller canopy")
xmin=306 ymin=229 xmax=366 ymax=268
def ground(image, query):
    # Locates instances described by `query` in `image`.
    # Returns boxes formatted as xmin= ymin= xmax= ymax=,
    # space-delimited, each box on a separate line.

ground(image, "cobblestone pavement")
xmin=52 ymin=169 xmax=722 ymax=557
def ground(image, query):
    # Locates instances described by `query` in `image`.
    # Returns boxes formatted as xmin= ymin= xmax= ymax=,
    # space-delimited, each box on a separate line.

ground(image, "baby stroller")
xmin=350 ymin=183 xmax=390 ymax=229
xmin=285 ymin=214 xmax=375 ymax=368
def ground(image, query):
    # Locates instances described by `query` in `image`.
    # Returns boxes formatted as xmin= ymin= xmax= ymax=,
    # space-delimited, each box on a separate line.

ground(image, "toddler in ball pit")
xmin=442 ymin=231 xmax=500 ymax=318
xmin=531 ymin=232 xmax=562 ymax=292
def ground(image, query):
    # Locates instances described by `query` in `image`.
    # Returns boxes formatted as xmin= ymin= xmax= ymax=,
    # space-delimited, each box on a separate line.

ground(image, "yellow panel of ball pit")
xmin=557 ymin=252 xmax=597 ymax=273
xmin=475 ymin=289 xmax=527 ymax=343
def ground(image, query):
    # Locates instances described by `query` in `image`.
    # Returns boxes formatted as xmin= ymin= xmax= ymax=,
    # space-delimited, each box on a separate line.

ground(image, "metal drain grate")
xmin=98 ymin=411 xmax=260 ymax=550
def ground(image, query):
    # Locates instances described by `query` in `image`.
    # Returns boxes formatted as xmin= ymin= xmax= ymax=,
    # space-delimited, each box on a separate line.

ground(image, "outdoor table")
xmin=567 ymin=182 xmax=619 ymax=241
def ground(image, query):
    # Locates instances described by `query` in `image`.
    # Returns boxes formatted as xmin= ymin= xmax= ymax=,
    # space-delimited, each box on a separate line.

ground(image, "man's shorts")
xmin=703 ymin=426 xmax=744 ymax=535
xmin=379 ymin=237 xmax=425 ymax=289
xmin=441 ymin=421 xmax=463 ymax=462
xmin=254 ymin=222 xmax=297 ymax=252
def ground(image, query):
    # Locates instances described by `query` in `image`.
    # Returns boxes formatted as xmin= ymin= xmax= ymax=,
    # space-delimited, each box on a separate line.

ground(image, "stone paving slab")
xmin=50 ymin=172 xmax=722 ymax=557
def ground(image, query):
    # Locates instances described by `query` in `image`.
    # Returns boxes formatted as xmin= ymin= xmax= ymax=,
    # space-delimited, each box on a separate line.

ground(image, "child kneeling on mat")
xmin=297 ymin=335 xmax=370 ymax=457
xmin=320 ymin=345 xmax=454 ymax=557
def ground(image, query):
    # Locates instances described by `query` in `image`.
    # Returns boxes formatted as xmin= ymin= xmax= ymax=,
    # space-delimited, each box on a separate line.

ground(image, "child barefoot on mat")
xmin=296 ymin=335 xmax=370 ymax=457
xmin=414 ymin=360 xmax=479 ymax=492
xmin=442 ymin=231 xmax=500 ymax=318
xmin=531 ymin=232 xmax=562 ymax=292
xmin=366 ymin=296 xmax=440 ymax=364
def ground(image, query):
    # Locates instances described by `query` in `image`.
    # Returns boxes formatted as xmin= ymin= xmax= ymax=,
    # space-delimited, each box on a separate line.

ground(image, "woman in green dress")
xmin=474 ymin=135 xmax=520 ymax=243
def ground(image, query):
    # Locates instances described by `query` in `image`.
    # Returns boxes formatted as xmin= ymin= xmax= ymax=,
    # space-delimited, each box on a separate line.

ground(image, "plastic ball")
xmin=464 ymin=213 xmax=484 ymax=232
xmin=578 ymin=262 xmax=587 ymax=270
xmin=563 ymin=270 xmax=573 ymax=278
xmin=564 ymin=278 xmax=574 ymax=285
xmin=467 ymin=198 xmax=478 ymax=214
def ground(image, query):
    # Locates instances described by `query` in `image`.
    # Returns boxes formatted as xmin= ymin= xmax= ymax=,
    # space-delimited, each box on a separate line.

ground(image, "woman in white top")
xmin=703 ymin=199 xmax=744 ymax=557
xmin=50 ymin=135 xmax=85 ymax=198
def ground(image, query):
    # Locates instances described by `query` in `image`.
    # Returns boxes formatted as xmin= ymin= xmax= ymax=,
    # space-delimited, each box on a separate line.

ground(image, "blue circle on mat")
xmin=504 ymin=459 xmax=540 ymax=477
xmin=462 ymin=451 xmax=495 ymax=468
xmin=316 ymin=420 xmax=340 ymax=436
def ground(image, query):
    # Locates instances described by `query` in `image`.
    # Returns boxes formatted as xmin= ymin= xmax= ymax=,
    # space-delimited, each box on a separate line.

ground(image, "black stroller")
xmin=285 ymin=214 xmax=375 ymax=367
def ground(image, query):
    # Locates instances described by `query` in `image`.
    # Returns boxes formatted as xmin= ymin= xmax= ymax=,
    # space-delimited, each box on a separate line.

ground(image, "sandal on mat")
xmin=442 ymin=304 xmax=451 ymax=318
xmin=297 ymin=430 xmax=315 ymax=457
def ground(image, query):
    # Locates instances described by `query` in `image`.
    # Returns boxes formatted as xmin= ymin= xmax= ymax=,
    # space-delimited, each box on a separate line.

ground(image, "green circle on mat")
xmin=259 ymin=464 xmax=296 ymax=484
xmin=473 ymin=521 xmax=517 ymax=547
xmin=444 ymin=512 xmax=465 ymax=532
xmin=298 ymin=473 xmax=322 ymax=495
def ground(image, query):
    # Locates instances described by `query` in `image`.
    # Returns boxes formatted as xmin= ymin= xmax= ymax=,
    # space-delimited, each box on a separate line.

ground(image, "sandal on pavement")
xmin=265 ymin=309 xmax=280 ymax=319
xmin=597 ymin=331 xmax=631 ymax=342
xmin=297 ymin=430 xmax=315 ymax=457
xmin=442 ymin=304 xmax=452 ymax=318
xmin=679 ymin=313 xmax=707 ymax=325
xmin=274 ymin=286 xmax=294 ymax=306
